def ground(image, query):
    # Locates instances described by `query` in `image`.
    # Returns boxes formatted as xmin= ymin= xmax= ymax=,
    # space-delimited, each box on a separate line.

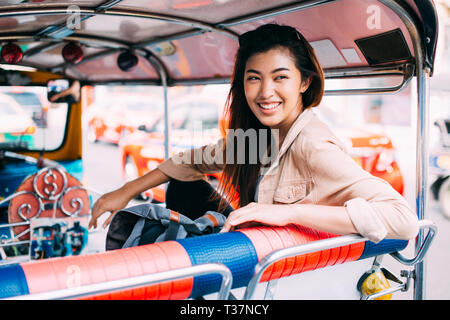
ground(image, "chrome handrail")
xmin=243 ymin=219 xmax=436 ymax=300
xmin=5 ymin=263 xmax=233 ymax=300
xmin=390 ymin=219 xmax=437 ymax=266
xmin=243 ymin=233 xmax=368 ymax=300
xmin=324 ymin=63 xmax=414 ymax=96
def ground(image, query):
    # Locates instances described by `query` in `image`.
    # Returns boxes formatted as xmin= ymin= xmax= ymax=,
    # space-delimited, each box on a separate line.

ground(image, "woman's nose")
xmin=258 ymin=79 xmax=275 ymax=99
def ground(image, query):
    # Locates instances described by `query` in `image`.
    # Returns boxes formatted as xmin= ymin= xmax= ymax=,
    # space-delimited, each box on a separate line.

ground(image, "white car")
xmin=0 ymin=93 xmax=36 ymax=147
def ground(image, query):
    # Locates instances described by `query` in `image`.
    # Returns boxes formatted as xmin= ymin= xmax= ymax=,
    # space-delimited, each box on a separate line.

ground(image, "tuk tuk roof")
xmin=0 ymin=0 xmax=438 ymax=86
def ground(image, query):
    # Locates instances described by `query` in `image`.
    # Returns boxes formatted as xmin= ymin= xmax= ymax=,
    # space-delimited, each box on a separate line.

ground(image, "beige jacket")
xmin=158 ymin=108 xmax=419 ymax=243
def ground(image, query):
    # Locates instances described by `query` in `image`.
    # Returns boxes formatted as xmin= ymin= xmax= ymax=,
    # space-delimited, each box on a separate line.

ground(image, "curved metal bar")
xmin=33 ymin=167 xmax=67 ymax=201
xmin=364 ymin=284 xmax=406 ymax=300
xmin=390 ymin=220 xmax=437 ymax=266
xmin=324 ymin=63 xmax=414 ymax=95
xmin=5 ymin=263 xmax=233 ymax=300
xmin=243 ymin=219 xmax=436 ymax=300
xmin=324 ymin=63 xmax=413 ymax=78
xmin=243 ymin=233 xmax=368 ymax=300
xmin=0 ymin=6 xmax=238 ymax=39
xmin=0 ymin=190 xmax=45 ymax=222
xmin=378 ymin=0 xmax=429 ymax=301
xmin=219 ymin=0 xmax=336 ymax=27
xmin=59 ymin=186 xmax=87 ymax=217
xmin=324 ymin=73 xmax=413 ymax=96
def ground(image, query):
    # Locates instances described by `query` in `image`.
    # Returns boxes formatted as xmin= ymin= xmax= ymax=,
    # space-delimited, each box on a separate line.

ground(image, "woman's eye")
xmin=246 ymin=76 xmax=260 ymax=81
xmin=275 ymin=75 xmax=288 ymax=80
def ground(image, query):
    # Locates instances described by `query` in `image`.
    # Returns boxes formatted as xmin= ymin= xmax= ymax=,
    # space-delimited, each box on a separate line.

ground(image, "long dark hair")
xmin=217 ymin=23 xmax=325 ymax=209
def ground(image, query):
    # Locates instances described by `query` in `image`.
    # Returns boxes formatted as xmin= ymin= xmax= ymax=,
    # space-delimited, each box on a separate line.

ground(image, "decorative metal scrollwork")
xmin=60 ymin=186 xmax=88 ymax=217
xmin=2 ymin=190 xmax=44 ymax=222
xmin=2 ymin=165 xmax=90 ymax=243
xmin=33 ymin=167 xmax=67 ymax=201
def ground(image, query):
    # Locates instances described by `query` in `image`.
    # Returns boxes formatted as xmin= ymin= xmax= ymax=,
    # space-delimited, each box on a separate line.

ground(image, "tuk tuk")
xmin=0 ymin=0 xmax=439 ymax=300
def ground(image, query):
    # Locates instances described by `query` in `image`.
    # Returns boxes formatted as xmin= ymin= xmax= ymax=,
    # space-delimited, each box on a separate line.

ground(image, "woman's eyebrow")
xmin=272 ymin=67 xmax=290 ymax=73
xmin=245 ymin=67 xmax=290 ymax=74
xmin=246 ymin=69 xmax=261 ymax=74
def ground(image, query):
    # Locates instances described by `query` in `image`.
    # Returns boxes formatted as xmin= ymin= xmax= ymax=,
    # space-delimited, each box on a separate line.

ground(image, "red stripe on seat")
xmin=21 ymin=241 xmax=193 ymax=300
xmin=238 ymin=225 xmax=365 ymax=282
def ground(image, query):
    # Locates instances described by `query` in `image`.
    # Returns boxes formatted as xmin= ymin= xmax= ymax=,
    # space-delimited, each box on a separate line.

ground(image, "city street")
xmin=82 ymin=128 xmax=450 ymax=300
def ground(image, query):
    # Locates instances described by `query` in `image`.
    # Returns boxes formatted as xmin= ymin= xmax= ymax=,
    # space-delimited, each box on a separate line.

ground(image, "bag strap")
xmin=163 ymin=210 xmax=182 ymax=241
xmin=163 ymin=221 xmax=181 ymax=241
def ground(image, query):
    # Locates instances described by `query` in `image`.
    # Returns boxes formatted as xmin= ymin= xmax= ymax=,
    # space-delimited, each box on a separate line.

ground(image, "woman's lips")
xmin=257 ymin=102 xmax=281 ymax=114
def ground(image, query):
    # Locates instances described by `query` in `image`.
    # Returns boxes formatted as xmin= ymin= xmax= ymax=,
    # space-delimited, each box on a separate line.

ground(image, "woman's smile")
xmin=257 ymin=101 xmax=282 ymax=112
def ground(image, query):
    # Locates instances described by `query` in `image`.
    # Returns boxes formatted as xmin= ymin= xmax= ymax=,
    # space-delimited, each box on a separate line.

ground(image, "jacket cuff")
xmin=344 ymin=197 xmax=388 ymax=243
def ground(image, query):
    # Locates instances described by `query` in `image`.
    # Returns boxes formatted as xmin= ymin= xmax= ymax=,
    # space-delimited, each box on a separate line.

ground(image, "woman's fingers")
xmin=220 ymin=207 xmax=253 ymax=232
xmin=88 ymin=205 xmax=100 ymax=229
xmin=89 ymin=197 xmax=109 ymax=229
xmin=220 ymin=203 xmax=289 ymax=233
xmin=102 ymin=211 xmax=117 ymax=229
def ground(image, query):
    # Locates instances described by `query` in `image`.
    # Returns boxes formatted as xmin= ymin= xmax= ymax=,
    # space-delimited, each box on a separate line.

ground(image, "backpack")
xmin=106 ymin=203 xmax=226 ymax=250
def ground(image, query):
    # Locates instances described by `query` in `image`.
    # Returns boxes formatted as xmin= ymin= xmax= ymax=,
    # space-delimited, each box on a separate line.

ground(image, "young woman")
xmin=89 ymin=24 xmax=419 ymax=244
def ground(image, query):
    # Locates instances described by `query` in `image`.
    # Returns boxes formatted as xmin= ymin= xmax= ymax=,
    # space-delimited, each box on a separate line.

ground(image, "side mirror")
xmin=47 ymin=79 xmax=80 ymax=103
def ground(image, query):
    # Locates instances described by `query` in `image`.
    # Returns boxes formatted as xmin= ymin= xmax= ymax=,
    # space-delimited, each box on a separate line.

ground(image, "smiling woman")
xmin=90 ymin=23 xmax=419 ymax=247
xmin=0 ymin=0 xmax=440 ymax=301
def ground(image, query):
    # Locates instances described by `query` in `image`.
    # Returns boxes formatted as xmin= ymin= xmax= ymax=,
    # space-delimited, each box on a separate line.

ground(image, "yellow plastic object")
xmin=359 ymin=271 xmax=392 ymax=300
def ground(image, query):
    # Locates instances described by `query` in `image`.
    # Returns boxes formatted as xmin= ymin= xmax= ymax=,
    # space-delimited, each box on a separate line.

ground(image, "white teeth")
xmin=258 ymin=103 xmax=280 ymax=110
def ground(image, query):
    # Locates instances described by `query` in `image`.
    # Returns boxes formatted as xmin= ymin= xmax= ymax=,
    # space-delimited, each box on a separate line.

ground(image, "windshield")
xmin=0 ymin=86 xmax=69 ymax=151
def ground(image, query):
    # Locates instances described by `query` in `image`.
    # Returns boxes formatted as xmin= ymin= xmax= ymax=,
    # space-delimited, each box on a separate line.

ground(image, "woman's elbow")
xmin=394 ymin=212 xmax=420 ymax=240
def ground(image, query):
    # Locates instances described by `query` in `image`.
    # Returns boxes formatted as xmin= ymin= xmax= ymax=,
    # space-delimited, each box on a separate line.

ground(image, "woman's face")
xmin=244 ymin=47 xmax=309 ymax=137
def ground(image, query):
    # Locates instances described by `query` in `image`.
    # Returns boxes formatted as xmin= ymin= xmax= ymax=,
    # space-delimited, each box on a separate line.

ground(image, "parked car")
xmin=2 ymin=89 xmax=49 ymax=128
xmin=120 ymin=95 xmax=224 ymax=202
xmin=121 ymin=101 xmax=404 ymax=203
xmin=0 ymin=93 xmax=36 ymax=148
xmin=86 ymin=94 xmax=163 ymax=145
xmin=333 ymin=127 xmax=404 ymax=195
xmin=430 ymin=118 xmax=450 ymax=219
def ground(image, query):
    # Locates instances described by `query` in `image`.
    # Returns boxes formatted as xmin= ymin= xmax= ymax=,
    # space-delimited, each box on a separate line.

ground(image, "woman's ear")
xmin=300 ymin=77 xmax=312 ymax=93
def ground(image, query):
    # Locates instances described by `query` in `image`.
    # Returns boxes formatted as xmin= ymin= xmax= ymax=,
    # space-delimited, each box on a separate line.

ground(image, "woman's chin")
xmin=257 ymin=117 xmax=280 ymax=129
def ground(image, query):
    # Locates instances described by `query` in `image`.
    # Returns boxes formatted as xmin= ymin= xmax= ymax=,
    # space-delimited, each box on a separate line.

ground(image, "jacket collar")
xmin=261 ymin=108 xmax=315 ymax=177
xmin=277 ymin=108 xmax=315 ymax=157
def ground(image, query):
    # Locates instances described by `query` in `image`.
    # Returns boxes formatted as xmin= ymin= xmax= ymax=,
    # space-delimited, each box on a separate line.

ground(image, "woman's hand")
xmin=220 ymin=202 xmax=293 ymax=232
xmin=88 ymin=168 xmax=170 ymax=230
xmin=88 ymin=187 xmax=132 ymax=229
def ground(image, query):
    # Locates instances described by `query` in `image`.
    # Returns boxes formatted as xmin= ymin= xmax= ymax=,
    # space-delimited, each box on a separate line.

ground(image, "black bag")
xmin=106 ymin=203 xmax=226 ymax=250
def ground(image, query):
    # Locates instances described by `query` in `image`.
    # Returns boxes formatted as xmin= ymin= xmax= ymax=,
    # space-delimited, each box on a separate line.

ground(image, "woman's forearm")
xmin=288 ymin=204 xmax=357 ymax=236
xmin=122 ymin=168 xmax=170 ymax=199
xmin=221 ymin=202 xmax=359 ymax=235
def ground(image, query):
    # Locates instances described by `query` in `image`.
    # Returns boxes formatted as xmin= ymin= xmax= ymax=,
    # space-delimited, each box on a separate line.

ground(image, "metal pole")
xmin=161 ymin=69 xmax=170 ymax=160
xmin=141 ymin=53 xmax=170 ymax=160
xmin=414 ymin=67 xmax=431 ymax=300
xmin=378 ymin=0 xmax=429 ymax=300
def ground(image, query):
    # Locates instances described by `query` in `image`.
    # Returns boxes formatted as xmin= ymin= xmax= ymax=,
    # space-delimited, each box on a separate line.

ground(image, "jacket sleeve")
xmin=301 ymin=134 xmax=419 ymax=243
xmin=157 ymin=138 xmax=225 ymax=181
